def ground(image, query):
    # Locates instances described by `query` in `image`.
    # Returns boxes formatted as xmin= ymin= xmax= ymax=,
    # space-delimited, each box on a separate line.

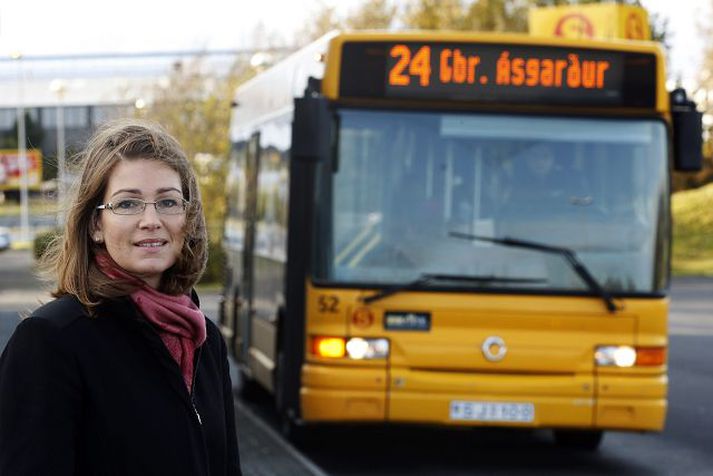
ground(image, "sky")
xmin=0 ymin=0 xmax=709 ymax=85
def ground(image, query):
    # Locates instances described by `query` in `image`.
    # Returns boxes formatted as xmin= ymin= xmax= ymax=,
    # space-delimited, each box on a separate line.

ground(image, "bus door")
xmin=237 ymin=133 xmax=260 ymax=365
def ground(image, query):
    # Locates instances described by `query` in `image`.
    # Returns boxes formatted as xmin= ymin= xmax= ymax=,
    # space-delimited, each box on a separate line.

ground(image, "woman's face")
xmin=95 ymin=159 xmax=186 ymax=289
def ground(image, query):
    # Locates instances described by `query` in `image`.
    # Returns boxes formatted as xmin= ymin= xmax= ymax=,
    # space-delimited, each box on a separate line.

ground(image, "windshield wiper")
xmin=448 ymin=231 xmax=620 ymax=313
xmin=361 ymin=273 xmax=546 ymax=305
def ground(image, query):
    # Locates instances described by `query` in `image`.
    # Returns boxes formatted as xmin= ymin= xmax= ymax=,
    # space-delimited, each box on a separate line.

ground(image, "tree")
xmin=297 ymin=0 xmax=665 ymax=40
xmin=681 ymin=0 xmax=713 ymax=190
xmin=401 ymin=0 xmax=667 ymax=36
xmin=401 ymin=0 xmax=532 ymax=32
xmin=294 ymin=1 xmax=341 ymax=45
xmin=345 ymin=0 xmax=397 ymax=30
xmin=295 ymin=0 xmax=397 ymax=45
xmin=464 ymin=0 xmax=531 ymax=32
xmin=138 ymin=58 xmax=254 ymax=241
xmin=402 ymin=0 xmax=471 ymax=30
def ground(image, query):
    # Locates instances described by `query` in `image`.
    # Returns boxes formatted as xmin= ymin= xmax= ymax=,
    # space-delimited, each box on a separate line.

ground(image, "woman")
xmin=0 ymin=120 xmax=241 ymax=475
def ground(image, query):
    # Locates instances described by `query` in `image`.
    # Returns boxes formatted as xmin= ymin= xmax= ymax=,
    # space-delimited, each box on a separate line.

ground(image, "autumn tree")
xmin=402 ymin=0 xmax=665 ymax=35
xmin=345 ymin=0 xmax=397 ymax=30
xmin=297 ymin=0 xmax=666 ymax=41
xmin=401 ymin=0 xmax=470 ymax=30
xmin=295 ymin=1 xmax=341 ymax=45
xmin=295 ymin=0 xmax=398 ymax=45
xmin=682 ymin=0 xmax=713 ymax=189
xmin=137 ymin=57 xmax=254 ymax=241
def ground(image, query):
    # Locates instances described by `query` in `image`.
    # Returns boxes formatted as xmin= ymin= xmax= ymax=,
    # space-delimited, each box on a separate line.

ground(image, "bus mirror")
xmin=291 ymin=95 xmax=333 ymax=163
xmin=670 ymin=88 xmax=703 ymax=172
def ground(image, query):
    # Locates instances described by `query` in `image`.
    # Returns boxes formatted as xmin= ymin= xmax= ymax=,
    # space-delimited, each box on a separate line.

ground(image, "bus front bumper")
xmin=300 ymin=364 xmax=666 ymax=431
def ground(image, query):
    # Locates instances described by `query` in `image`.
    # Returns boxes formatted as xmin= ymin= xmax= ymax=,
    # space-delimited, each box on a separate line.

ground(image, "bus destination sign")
xmin=339 ymin=41 xmax=656 ymax=108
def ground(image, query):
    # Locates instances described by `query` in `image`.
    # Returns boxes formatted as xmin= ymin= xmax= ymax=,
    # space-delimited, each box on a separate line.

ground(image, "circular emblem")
xmin=554 ymin=13 xmax=595 ymax=39
xmin=482 ymin=336 xmax=507 ymax=362
xmin=351 ymin=307 xmax=374 ymax=328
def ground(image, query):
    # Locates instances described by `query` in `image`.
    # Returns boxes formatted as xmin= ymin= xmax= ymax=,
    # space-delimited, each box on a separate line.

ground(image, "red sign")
xmin=0 ymin=149 xmax=43 ymax=190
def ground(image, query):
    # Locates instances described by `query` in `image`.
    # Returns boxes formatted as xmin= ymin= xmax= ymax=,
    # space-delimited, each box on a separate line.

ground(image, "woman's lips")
xmin=134 ymin=239 xmax=167 ymax=248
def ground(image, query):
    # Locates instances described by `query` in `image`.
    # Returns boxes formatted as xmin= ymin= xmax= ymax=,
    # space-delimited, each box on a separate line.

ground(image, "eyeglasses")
xmin=96 ymin=198 xmax=188 ymax=216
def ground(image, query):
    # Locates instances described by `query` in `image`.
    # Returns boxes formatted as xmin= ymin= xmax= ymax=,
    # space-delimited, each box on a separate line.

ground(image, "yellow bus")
xmin=220 ymin=31 xmax=701 ymax=449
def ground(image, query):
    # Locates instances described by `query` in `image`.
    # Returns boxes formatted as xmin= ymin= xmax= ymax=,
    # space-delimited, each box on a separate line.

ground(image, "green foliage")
xmin=199 ymin=239 xmax=226 ymax=285
xmin=672 ymin=183 xmax=713 ymax=275
xmin=33 ymin=228 xmax=60 ymax=260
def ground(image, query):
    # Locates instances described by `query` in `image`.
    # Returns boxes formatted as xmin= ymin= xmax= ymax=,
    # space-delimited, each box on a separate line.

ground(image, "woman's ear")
xmin=90 ymin=215 xmax=104 ymax=244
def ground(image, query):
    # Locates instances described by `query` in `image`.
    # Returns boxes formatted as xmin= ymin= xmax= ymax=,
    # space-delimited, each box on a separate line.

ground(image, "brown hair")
xmin=40 ymin=119 xmax=207 ymax=309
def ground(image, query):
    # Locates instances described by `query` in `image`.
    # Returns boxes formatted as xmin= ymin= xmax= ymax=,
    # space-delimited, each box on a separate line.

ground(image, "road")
xmin=1 ymin=249 xmax=712 ymax=475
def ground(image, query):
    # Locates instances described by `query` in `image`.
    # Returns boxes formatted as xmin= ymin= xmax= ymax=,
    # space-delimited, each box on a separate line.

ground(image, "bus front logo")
xmin=482 ymin=336 xmax=507 ymax=362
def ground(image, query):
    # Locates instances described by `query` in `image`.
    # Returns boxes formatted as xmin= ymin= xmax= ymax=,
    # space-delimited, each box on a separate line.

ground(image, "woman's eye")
xmin=158 ymin=198 xmax=179 ymax=209
xmin=116 ymin=199 xmax=141 ymax=209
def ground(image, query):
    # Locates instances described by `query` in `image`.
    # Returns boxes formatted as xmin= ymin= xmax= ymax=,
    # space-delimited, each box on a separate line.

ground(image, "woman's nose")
xmin=138 ymin=204 xmax=162 ymax=229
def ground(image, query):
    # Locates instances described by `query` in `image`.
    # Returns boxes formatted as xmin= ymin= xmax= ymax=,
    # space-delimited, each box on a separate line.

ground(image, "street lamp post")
xmin=12 ymin=52 xmax=31 ymax=245
xmin=50 ymin=79 xmax=67 ymax=225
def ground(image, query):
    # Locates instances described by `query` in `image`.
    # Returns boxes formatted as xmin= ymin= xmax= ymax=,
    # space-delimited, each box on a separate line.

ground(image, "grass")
xmin=672 ymin=182 xmax=713 ymax=276
xmin=195 ymin=282 xmax=222 ymax=294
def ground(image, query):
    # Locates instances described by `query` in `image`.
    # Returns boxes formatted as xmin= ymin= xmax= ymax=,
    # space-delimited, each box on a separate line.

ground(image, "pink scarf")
xmin=95 ymin=253 xmax=207 ymax=392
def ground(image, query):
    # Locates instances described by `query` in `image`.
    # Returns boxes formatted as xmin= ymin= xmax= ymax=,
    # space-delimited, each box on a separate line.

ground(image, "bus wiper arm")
xmin=361 ymin=273 xmax=546 ymax=305
xmin=449 ymin=231 xmax=620 ymax=313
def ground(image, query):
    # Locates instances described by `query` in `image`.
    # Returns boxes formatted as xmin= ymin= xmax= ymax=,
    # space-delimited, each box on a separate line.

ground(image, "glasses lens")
xmin=112 ymin=199 xmax=144 ymax=215
xmin=156 ymin=198 xmax=186 ymax=215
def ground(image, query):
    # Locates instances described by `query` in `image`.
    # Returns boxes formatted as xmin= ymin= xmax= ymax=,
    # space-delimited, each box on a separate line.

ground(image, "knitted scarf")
xmin=95 ymin=253 xmax=206 ymax=392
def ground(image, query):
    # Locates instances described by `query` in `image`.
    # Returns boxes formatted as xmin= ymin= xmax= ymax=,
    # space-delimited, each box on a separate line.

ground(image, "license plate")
xmin=449 ymin=400 xmax=535 ymax=423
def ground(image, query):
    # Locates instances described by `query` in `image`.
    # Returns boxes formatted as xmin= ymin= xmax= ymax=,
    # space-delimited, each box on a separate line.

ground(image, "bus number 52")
xmin=389 ymin=45 xmax=432 ymax=87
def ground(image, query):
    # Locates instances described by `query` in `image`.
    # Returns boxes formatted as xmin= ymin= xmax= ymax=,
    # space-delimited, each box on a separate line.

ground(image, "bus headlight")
xmin=594 ymin=345 xmax=637 ymax=367
xmin=346 ymin=338 xmax=389 ymax=360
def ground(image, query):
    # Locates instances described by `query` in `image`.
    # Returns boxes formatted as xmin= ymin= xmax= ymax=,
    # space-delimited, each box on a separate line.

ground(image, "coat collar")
xmin=97 ymin=294 xmax=201 ymax=405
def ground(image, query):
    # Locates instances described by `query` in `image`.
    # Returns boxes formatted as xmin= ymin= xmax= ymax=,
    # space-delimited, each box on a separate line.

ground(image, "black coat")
xmin=0 ymin=293 xmax=241 ymax=476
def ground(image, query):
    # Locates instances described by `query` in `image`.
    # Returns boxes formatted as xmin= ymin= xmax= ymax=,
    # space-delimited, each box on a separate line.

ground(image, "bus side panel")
xmin=222 ymin=142 xmax=249 ymax=359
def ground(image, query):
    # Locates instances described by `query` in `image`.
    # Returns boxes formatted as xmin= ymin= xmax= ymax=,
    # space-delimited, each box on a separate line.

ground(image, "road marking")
xmin=232 ymin=397 xmax=329 ymax=476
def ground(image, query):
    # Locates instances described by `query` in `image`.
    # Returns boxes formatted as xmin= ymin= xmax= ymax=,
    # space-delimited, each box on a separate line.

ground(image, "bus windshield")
xmin=314 ymin=109 xmax=669 ymax=294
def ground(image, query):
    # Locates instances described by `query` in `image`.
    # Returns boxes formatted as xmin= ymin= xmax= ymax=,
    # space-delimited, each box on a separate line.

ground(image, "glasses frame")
xmin=96 ymin=197 xmax=189 ymax=216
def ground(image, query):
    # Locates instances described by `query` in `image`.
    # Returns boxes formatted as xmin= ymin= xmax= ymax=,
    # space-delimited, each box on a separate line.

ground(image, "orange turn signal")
xmin=635 ymin=347 xmax=666 ymax=366
xmin=312 ymin=337 xmax=346 ymax=358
